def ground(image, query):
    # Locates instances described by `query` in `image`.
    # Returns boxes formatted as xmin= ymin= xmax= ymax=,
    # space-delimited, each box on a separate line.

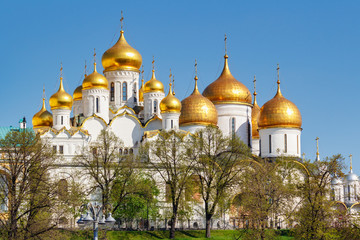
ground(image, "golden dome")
xmin=259 ymin=82 xmax=302 ymax=129
xmin=82 ymin=63 xmax=109 ymax=90
xmin=160 ymin=83 xmax=181 ymax=113
xmin=251 ymin=91 xmax=260 ymax=139
xmin=49 ymin=77 xmax=73 ymax=110
xmin=203 ymin=55 xmax=252 ymax=105
xmin=32 ymin=98 xmax=53 ymax=128
xmin=144 ymin=70 xmax=164 ymax=93
xmin=179 ymin=76 xmax=218 ymax=126
xmin=73 ymin=85 xmax=82 ymax=101
xmin=139 ymin=78 xmax=144 ymax=102
xmin=102 ymin=30 xmax=142 ymax=72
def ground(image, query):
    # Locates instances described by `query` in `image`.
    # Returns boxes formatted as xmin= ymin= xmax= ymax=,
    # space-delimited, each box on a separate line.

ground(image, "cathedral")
xmin=28 ymin=21 xmax=359 ymax=227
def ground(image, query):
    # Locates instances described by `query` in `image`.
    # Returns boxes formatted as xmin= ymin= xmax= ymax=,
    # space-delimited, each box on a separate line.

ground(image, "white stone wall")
xmin=259 ymin=128 xmax=301 ymax=158
xmin=52 ymin=109 xmax=71 ymax=130
xmin=161 ymin=112 xmax=180 ymax=130
xmin=104 ymin=70 xmax=140 ymax=109
xmin=252 ymin=138 xmax=259 ymax=156
xmin=215 ymin=104 xmax=252 ymax=146
xmin=82 ymin=88 xmax=109 ymax=123
xmin=143 ymin=92 xmax=165 ymax=122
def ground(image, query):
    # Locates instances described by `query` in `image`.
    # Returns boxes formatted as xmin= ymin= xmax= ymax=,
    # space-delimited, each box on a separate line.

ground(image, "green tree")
xmin=145 ymin=130 xmax=196 ymax=239
xmin=0 ymin=129 xmax=57 ymax=240
xmin=294 ymin=155 xmax=344 ymax=240
xmin=186 ymin=126 xmax=252 ymax=238
xmin=74 ymin=129 xmax=135 ymax=213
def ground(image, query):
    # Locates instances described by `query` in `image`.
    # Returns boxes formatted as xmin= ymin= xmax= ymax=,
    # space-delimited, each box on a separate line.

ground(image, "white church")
xmin=28 ymin=21 xmax=359 ymax=227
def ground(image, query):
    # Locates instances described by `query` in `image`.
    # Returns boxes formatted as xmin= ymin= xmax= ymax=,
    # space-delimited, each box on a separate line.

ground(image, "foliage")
xmin=186 ymin=126 xmax=252 ymax=238
xmin=293 ymin=154 xmax=344 ymax=240
xmin=74 ymin=129 xmax=136 ymax=213
xmin=144 ymin=130 xmax=197 ymax=239
xmin=0 ymin=129 xmax=58 ymax=240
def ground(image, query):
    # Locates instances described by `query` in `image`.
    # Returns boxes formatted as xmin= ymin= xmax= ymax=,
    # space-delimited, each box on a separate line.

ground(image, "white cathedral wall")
xmin=109 ymin=114 xmax=142 ymax=147
xmin=52 ymin=109 xmax=71 ymax=130
xmin=82 ymin=88 xmax=109 ymax=123
xmin=215 ymin=104 xmax=252 ymax=146
xmin=252 ymin=138 xmax=260 ymax=156
xmin=259 ymin=128 xmax=301 ymax=158
xmin=161 ymin=112 xmax=180 ymax=130
xmin=72 ymin=100 xmax=83 ymax=118
xmin=143 ymin=92 xmax=165 ymax=122
xmin=180 ymin=124 xmax=206 ymax=134
xmin=81 ymin=117 xmax=107 ymax=141
xmin=104 ymin=70 xmax=140 ymax=109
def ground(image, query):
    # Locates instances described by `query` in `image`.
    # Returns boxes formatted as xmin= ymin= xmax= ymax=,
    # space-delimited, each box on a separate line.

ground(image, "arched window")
xmin=231 ymin=118 xmax=235 ymax=136
xmin=122 ymin=82 xmax=127 ymax=101
xmin=284 ymin=134 xmax=287 ymax=153
xmin=96 ymin=97 xmax=100 ymax=113
xmin=110 ymin=82 xmax=114 ymax=101
xmin=171 ymin=120 xmax=174 ymax=129
xmin=154 ymin=100 xmax=157 ymax=113
xmin=124 ymin=149 xmax=128 ymax=155
xmin=348 ymin=185 xmax=351 ymax=200
xmin=119 ymin=148 xmax=123 ymax=155
xmin=133 ymin=83 xmax=137 ymax=103
xmin=61 ymin=116 xmax=63 ymax=125
xmin=269 ymin=135 xmax=272 ymax=153
xmin=129 ymin=148 xmax=133 ymax=154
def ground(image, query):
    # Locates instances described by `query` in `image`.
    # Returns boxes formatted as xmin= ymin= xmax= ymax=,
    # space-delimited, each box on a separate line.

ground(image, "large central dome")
xmin=102 ymin=30 xmax=142 ymax=72
xmin=203 ymin=55 xmax=252 ymax=105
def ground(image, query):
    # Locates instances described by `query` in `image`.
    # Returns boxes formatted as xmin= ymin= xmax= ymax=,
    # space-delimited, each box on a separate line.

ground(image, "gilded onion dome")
xmin=49 ymin=77 xmax=73 ymax=110
xmin=251 ymin=77 xmax=260 ymax=139
xmin=73 ymin=85 xmax=82 ymax=101
xmin=144 ymin=70 xmax=164 ymax=93
xmin=203 ymin=55 xmax=252 ymax=105
xmin=102 ymin=30 xmax=142 ymax=72
xmin=179 ymin=76 xmax=217 ymax=126
xmin=82 ymin=62 xmax=108 ymax=90
xmin=259 ymin=75 xmax=302 ymax=129
xmin=139 ymin=78 xmax=144 ymax=102
xmin=160 ymin=82 xmax=181 ymax=113
xmin=32 ymin=98 xmax=53 ymax=128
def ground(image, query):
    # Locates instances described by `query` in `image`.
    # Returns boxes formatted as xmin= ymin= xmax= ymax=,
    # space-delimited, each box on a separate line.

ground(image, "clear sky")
xmin=0 ymin=0 xmax=359 ymax=172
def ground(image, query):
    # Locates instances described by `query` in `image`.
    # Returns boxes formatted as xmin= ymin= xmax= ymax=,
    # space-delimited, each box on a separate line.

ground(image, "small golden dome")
xmin=203 ymin=55 xmax=252 ymax=105
xmin=73 ymin=85 xmax=82 ymax=101
xmin=259 ymin=82 xmax=302 ymax=129
xmin=144 ymin=70 xmax=164 ymax=93
xmin=139 ymin=78 xmax=144 ymax=102
xmin=49 ymin=78 xmax=73 ymax=110
xmin=32 ymin=98 xmax=53 ymax=128
xmin=160 ymin=83 xmax=181 ymax=113
xmin=180 ymin=76 xmax=218 ymax=126
xmin=82 ymin=63 xmax=109 ymax=90
xmin=251 ymin=92 xmax=260 ymax=139
xmin=102 ymin=30 xmax=142 ymax=72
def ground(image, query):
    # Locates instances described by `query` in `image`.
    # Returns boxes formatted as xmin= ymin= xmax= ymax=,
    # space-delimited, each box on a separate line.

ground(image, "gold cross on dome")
xmin=350 ymin=154 xmax=353 ymax=171
xmin=195 ymin=59 xmax=198 ymax=77
xmin=276 ymin=63 xmax=280 ymax=84
xmin=253 ymin=75 xmax=256 ymax=92
xmin=152 ymin=56 xmax=155 ymax=71
xmin=120 ymin=11 xmax=124 ymax=31
xmin=224 ymin=33 xmax=227 ymax=55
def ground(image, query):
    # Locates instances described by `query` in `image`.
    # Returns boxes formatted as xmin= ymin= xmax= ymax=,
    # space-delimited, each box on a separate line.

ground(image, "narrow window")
xmin=77 ymin=116 xmax=81 ymax=126
xmin=231 ymin=118 xmax=235 ymax=136
xmin=248 ymin=121 xmax=251 ymax=147
xmin=284 ymin=134 xmax=287 ymax=153
xmin=59 ymin=145 xmax=64 ymax=154
xmin=96 ymin=98 xmax=99 ymax=113
xmin=119 ymin=148 xmax=123 ymax=155
xmin=122 ymin=82 xmax=127 ymax=101
xmin=134 ymin=83 xmax=137 ymax=103
xmin=129 ymin=149 xmax=133 ymax=154
xmin=171 ymin=120 xmax=174 ymax=129
xmin=348 ymin=185 xmax=351 ymax=201
xmin=53 ymin=145 xmax=57 ymax=153
xmin=110 ymin=82 xmax=114 ymax=101
xmin=124 ymin=149 xmax=128 ymax=155
xmin=61 ymin=116 xmax=63 ymax=125
xmin=154 ymin=100 xmax=157 ymax=113
xmin=269 ymin=135 xmax=272 ymax=153
xmin=297 ymin=135 xmax=299 ymax=154
xmin=259 ymin=139 xmax=261 ymax=156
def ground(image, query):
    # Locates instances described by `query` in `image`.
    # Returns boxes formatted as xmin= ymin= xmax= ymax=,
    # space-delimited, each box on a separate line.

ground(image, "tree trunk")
xmin=169 ymin=216 xmax=176 ymax=239
xmin=205 ymin=213 xmax=212 ymax=238
xmin=9 ymin=209 xmax=17 ymax=240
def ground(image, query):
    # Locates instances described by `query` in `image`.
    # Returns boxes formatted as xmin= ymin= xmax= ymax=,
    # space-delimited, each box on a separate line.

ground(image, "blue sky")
xmin=0 ymin=0 xmax=359 ymax=172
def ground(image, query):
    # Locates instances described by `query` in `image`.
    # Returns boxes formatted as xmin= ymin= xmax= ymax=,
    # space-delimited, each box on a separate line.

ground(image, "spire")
xmin=151 ymin=56 xmax=156 ymax=79
xmin=224 ymin=33 xmax=227 ymax=57
xmin=222 ymin=34 xmax=231 ymax=74
xmin=41 ymin=87 xmax=46 ymax=110
xmin=276 ymin=63 xmax=282 ymax=96
xmin=350 ymin=154 xmax=353 ymax=173
xmin=84 ymin=60 xmax=87 ymax=78
xmin=120 ymin=10 xmax=124 ymax=32
xmin=172 ymin=74 xmax=175 ymax=95
xmin=168 ymin=68 xmax=173 ymax=95
xmin=315 ymin=137 xmax=320 ymax=162
xmin=253 ymin=75 xmax=257 ymax=104
xmin=193 ymin=59 xmax=199 ymax=94
xmin=59 ymin=63 xmax=64 ymax=91
xmin=93 ymin=48 xmax=97 ymax=72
